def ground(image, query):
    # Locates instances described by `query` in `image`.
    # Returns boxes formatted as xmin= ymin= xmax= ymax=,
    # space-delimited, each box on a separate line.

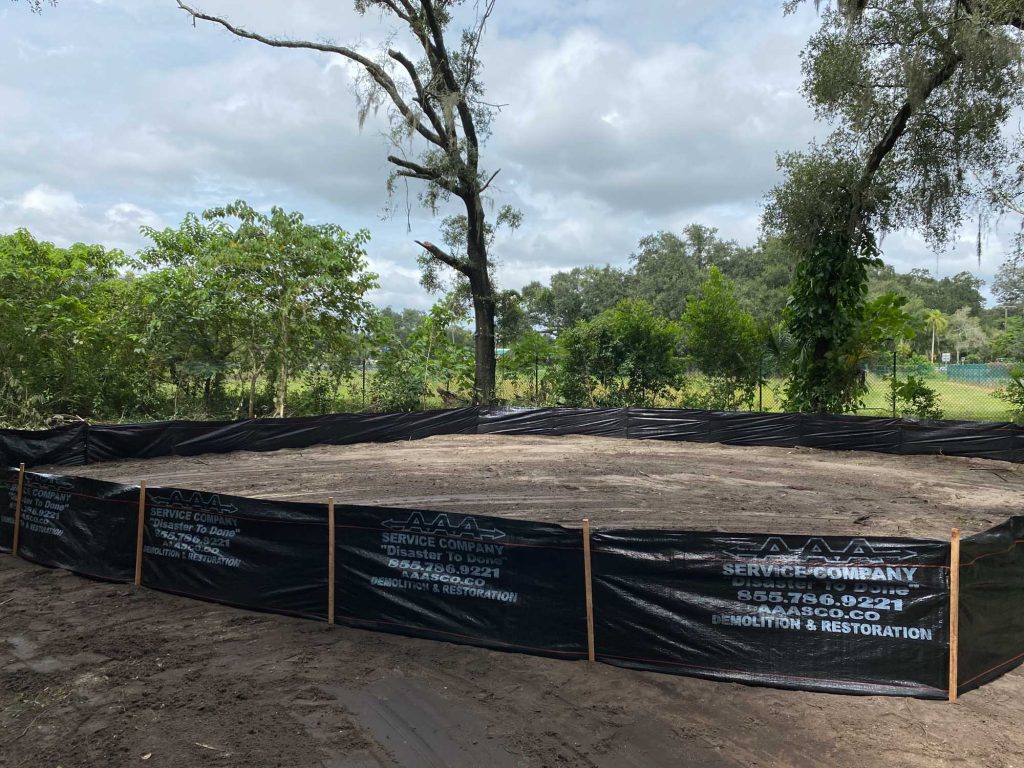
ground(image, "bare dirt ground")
xmin=2 ymin=434 xmax=1024 ymax=767
xmin=53 ymin=433 xmax=1024 ymax=538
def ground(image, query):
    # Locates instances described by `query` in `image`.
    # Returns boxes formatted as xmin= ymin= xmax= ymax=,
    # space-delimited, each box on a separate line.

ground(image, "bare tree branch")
xmin=174 ymin=1 xmax=446 ymax=148
xmin=479 ymin=168 xmax=501 ymax=194
xmin=386 ymin=154 xmax=462 ymax=195
xmin=461 ymin=0 xmax=497 ymax=92
xmin=415 ymin=239 xmax=469 ymax=274
xmin=376 ymin=0 xmax=413 ymax=24
xmin=387 ymin=48 xmax=449 ymax=142
xmin=420 ymin=0 xmax=480 ymax=162
xmin=386 ymin=154 xmax=436 ymax=176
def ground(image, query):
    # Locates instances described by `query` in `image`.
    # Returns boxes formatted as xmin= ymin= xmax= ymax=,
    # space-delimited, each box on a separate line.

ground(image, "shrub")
xmin=555 ymin=299 xmax=682 ymax=407
xmin=887 ymin=375 xmax=944 ymax=420
xmin=997 ymin=365 xmax=1024 ymax=424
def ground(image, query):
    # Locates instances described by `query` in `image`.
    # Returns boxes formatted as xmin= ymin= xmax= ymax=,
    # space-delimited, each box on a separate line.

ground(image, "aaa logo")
xmin=382 ymin=511 xmax=506 ymax=541
xmin=728 ymin=536 xmax=919 ymax=563
xmin=150 ymin=490 xmax=239 ymax=515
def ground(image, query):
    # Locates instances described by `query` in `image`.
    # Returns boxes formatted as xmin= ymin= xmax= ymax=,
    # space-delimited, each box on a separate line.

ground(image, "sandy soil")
xmin=2 ymin=434 xmax=1023 ymax=767
xmin=50 ymin=433 xmax=1024 ymax=539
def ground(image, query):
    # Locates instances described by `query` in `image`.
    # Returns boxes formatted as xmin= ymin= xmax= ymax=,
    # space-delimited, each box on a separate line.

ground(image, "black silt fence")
xmin=2 ymin=406 xmax=1023 ymax=699
xmin=591 ymin=528 xmax=950 ymax=697
xmin=0 ymin=467 xmax=967 ymax=698
xmin=957 ymin=517 xmax=1024 ymax=695
xmin=141 ymin=487 xmax=331 ymax=621
xmin=331 ymin=504 xmax=588 ymax=659
xmin=6 ymin=407 xmax=1024 ymax=470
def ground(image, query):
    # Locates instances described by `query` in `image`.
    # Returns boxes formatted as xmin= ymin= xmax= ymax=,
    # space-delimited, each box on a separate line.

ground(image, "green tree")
xmin=944 ymin=306 xmax=989 ymax=363
xmin=722 ymin=237 xmax=797 ymax=325
xmin=629 ymin=231 xmax=703 ymax=320
xmin=377 ymin=307 xmax=428 ymax=347
xmin=997 ymin=364 xmax=1024 ymax=422
xmin=497 ymin=330 xmax=556 ymax=404
xmin=0 ymin=230 xmax=150 ymax=421
xmin=494 ymin=289 xmax=530 ymax=346
xmin=630 ymin=225 xmax=752 ymax=321
xmin=679 ymin=267 xmax=760 ymax=410
xmin=993 ymin=316 xmax=1024 ymax=361
xmin=136 ymin=214 xmax=243 ymax=416
xmin=923 ymin=309 xmax=949 ymax=363
xmin=871 ymin=267 xmax=986 ymax=317
xmin=993 ymin=258 xmax=1024 ymax=309
xmin=142 ymin=202 xmax=377 ymax=418
xmin=176 ymin=0 xmax=516 ymax=405
xmin=521 ymin=266 xmax=631 ymax=333
xmin=371 ymin=295 xmax=474 ymax=410
xmin=555 ymin=299 xmax=682 ymax=407
xmin=768 ymin=0 xmax=1024 ymax=412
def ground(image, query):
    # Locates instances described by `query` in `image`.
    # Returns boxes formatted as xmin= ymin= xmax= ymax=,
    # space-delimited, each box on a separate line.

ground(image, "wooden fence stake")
xmin=948 ymin=527 xmax=961 ymax=703
xmin=328 ymin=497 xmax=336 ymax=626
xmin=582 ymin=517 xmax=595 ymax=663
xmin=134 ymin=481 xmax=147 ymax=587
xmin=11 ymin=463 xmax=25 ymax=556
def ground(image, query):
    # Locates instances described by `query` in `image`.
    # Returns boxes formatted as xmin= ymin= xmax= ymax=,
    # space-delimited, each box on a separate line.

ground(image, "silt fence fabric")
xmin=591 ymin=529 xmax=950 ymax=698
xmin=958 ymin=517 xmax=1024 ymax=694
xmin=3 ymin=406 xmax=1024 ymax=698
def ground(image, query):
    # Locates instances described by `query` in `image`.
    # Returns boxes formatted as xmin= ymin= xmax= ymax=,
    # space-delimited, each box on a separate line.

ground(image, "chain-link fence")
xmin=858 ymin=361 xmax=1016 ymax=421
xmin=491 ymin=350 xmax=1021 ymax=423
xmin=753 ymin=360 xmax=1016 ymax=422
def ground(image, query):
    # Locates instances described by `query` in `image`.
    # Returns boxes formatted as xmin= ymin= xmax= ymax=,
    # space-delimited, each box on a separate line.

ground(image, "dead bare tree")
xmin=175 ymin=0 xmax=516 ymax=404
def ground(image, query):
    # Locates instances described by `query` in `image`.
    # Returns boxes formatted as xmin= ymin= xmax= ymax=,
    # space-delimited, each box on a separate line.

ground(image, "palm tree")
xmin=923 ymin=309 xmax=948 ymax=363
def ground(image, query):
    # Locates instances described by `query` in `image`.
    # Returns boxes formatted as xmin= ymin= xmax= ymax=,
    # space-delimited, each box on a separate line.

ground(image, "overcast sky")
xmin=2 ymin=0 xmax=1020 ymax=309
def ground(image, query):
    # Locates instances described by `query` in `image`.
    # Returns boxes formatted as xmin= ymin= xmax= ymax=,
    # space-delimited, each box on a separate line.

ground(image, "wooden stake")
xmin=327 ymin=497 xmax=336 ymax=626
xmin=11 ymin=463 xmax=25 ymax=556
xmin=582 ymin=518 xmax=595 ymax=663
xmin=948 ymin=527 xmax=961 ymax=703
xmin=134 ymin=481 xmax=147 ymax=587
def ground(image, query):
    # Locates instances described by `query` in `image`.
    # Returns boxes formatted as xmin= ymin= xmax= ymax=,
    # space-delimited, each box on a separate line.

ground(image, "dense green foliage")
xmin=678 ymin=268 xmax=760 ymax=410
xmin=769 ymin=0 xmax=1024 ymax=412
xmin=0 ymin=205 xmax=377 ymax=426
xmin=993 ymin=317 xmax=1024 ymax=361
xmin=520 ymin=227 xmax=795 ymax=332
xmin=887 ymin=375 xmax=945 ymax=420
xmin=370 ymin=297 xmax=474 ymax=411
xmin=6 ymin=208 xmax=1023 ymax=427
xmin=555 ymin=300 xmax=682 ymax=407
xmin=497 ymin=331 xmax=557 ymax=405
xmin=0 ymin=230 xmax=151 ymax=425
xmin=997 ymin=364 xmax=1024 ymax=423
xmin=140 ymin=202 xmax=376 ymax=418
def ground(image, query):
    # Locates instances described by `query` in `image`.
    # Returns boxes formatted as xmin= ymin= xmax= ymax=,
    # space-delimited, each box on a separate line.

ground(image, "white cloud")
xmin=0 ymin=0 xmax=1016 ymax=309
xmin=17 ymin=185 xmax=81 ymax=217
xmin=0 ymin=186 xmax=163 ymax=252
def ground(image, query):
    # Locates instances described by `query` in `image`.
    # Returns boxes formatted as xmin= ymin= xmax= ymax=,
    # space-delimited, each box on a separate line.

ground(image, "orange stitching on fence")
xmin=332 ymin=522 xmax=583 ymax=551
xmin=597 ymin=651 xmax=948 ymax=694
xmin=958 ymin=650 xmax=1024 ymax=688
xmin=592 ymin=549 xmax=950 ymax=569
xmin=960 ymin=539 xmax=1024 ymax=568
xmin=333 ymin=613 xmax=588 ymax=657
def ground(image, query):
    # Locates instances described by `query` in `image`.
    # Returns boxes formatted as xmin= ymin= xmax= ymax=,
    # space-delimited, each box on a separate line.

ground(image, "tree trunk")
xmin=931 ymin=326 xmax=936 ymax=363
xmin=469 ymin=276 xmax=496 ymax=405
xmin=465 ymin=197 xmax=496 ymax=405
xmin=248 ymin=370 xmax=258 ymax=418
xmin=276 ymin=312 xmax=289 ymax=418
